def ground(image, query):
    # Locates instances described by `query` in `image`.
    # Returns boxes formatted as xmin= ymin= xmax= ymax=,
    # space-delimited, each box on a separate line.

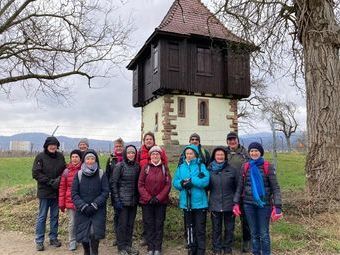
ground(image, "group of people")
xmin=32 ymin=131 xmax=282 ymax=255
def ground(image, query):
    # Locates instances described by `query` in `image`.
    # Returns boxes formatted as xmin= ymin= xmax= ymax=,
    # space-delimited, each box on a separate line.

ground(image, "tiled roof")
xmin=157 ymin=0 xmax=247 ymax=44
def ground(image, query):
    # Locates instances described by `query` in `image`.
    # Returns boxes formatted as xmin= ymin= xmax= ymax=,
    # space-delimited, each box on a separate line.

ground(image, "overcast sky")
xmin=0 ymin=0 xmax=306 ymax=141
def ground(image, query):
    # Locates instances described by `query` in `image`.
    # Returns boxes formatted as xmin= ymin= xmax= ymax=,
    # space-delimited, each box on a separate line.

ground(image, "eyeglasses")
xmin=190 ymin=138 xmax=199 ymax=141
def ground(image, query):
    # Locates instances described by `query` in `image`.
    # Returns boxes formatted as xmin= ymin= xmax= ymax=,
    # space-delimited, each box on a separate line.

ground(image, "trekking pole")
xmin=186 ymin=189 xmax=194 ymax=255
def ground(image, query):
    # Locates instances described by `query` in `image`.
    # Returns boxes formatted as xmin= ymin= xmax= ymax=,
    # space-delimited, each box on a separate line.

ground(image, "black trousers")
xmin=142 ymin=204 xmax=167 ymax=251
xmin=211 ymin=211 xmax=235 ymax=253
xmin=241 ymin=203 xmax=251 ymax=242
xmin=184 ymin=209 xmax=207 ymax=255
xmin=117 ymin=206 xmax=137 ymax=251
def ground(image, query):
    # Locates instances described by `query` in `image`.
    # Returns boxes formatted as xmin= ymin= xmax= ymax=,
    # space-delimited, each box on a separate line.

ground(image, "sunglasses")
xmin=190 ymin=138 xmax=199 ymax=141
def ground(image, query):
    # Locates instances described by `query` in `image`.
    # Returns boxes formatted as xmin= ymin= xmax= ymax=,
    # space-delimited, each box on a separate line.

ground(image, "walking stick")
xmin=186 ymin=188 xmax=194 ymax=255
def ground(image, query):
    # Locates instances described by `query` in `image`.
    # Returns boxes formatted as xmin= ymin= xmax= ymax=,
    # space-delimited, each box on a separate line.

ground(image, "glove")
xmin=48 ymin=176 xmax=61 ymax=190
xmin=149 ymin=196 xmax=159 ymax=204
xmin=233 ymin=204 xmax=241 ymax=217
xmin=83 ymin=205 xmax=97 ymax=217
xmin=183 ymin=180 xmax=193 ymax=190
xmin=114 ymin=200 xmax=123 ymax=210
xmin=59 ymin=206 xmax=65 ymax=213
xmin=271 ymin=206 xmax=283 ymax=222
xmin=197 ymin=172 xmax=206 ymax=179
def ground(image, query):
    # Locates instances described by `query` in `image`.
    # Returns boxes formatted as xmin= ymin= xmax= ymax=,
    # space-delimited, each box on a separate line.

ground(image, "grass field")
xmin=0 ymin=153 xmax=339 ymax=254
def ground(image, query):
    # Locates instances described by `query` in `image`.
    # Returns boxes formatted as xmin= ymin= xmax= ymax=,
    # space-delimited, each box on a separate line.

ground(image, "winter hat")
xmin=84 ymin=152 xmax=96 ymax=160
xmin=43 ymin=136 xmax=60 ymax=149
xmin=70 ymin=149 xmax=82 ymax=159
xmin=126 ymin=146 xmax=137 ymax=154
xmin=189 ymin=133 xmax=201 ymax=142
xmin=248 ymin=142 xmax=264 ymax=156
xmin=143 ymin=132 xmax=155 ymax=142
xmin=78 ymin=138 xmax=89 ymax=147
xmin=227 ymin=132 xmax=239 ymax=140
xmin=149 ymin=145 xmax=162 ymax=155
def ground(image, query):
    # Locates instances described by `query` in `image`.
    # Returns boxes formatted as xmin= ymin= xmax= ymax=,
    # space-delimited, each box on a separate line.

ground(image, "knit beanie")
xmin=126 ymin=146 xmax=137 ymax=154
xmin=84 ymin=152 xmax=96 ymax=160
xmin=78 ymin=138 xmax=89 ymax=147
xmin=148 ymin=145 xmax=162 ymax=155
xmin=248 ymin=142 xmax=264 ymax=156
xmin=189 ymin=133 xmax=201 ymax=142
xmin=70 ymin=149 xmax=82 ymax=159
xmin=43 ymin=136 xmax=60 ymax=149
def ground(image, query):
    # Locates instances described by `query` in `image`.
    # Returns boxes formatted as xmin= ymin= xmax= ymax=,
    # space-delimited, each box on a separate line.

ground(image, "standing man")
xmin=178 ymin=133 xmax=210 ymax=167
xmin=226 ymin=132 xmax=251 ymax=253
xmin=78 ymin=138 xmax=89 ymax=158
xmin=32 ymin=136 xmax=66 ymax=251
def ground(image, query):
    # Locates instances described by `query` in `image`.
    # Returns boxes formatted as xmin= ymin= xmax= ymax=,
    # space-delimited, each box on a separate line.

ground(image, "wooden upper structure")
xmin=127 ymin=0 xmax=255 ymax=107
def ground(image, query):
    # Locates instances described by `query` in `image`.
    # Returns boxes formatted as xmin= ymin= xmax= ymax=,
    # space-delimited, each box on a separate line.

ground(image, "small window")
xmin=153 ymin=44 xmax=159 ymax=72
xmin=154 ymin=113 xmax=159 ymax=132
xmin=197 ymin=47 xmax=212 ymax=74
xmin=178 ymin=97 xmax=186 ymax=117
xmin=198 ymin=99 xmax=209 ymax=126
xmin=169 ymin=42 xmax=179 ymax=70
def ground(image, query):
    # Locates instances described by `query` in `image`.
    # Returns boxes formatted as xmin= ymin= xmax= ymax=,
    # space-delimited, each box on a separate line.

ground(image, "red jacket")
xmin=138 ymin=145 xmax=169 ymax=170
xmin=138 ymin=163 xmax=172 ymax=205
xmin=58 ymin=162 xmax=81 ymax=209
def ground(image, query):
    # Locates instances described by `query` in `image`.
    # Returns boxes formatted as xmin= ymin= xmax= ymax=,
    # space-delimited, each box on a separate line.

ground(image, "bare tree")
xmin=262 ymin=99 xmax=298 ymax=152
xmin=0 ymin=0 xmax=132 ymax=99
xmin=211 ymin=0 xmax=340 ymax=208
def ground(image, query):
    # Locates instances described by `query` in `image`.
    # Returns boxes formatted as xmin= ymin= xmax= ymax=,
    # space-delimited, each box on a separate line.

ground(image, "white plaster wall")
xmin=172 ymin=95 xmax=233 ymax=146
xmin=142 ymin=97 xmax=164 ymax=144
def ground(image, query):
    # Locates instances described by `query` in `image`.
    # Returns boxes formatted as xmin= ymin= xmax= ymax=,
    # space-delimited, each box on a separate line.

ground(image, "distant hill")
xmin=0 ymin=133 xmax=140 ymax=152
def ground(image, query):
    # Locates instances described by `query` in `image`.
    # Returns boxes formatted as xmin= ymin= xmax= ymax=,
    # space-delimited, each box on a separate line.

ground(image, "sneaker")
xmin=126 ymin=246 xmax=139 ymax=255
xmin=119 ymin=250 xmax=129 ymax=255
xmin=69 ymin=241 xmax=77 ymax=251
xmin=50 ymin=239 xmax=62 ymax=247
xmin=36 ymin=243 xmax=44 ymax=251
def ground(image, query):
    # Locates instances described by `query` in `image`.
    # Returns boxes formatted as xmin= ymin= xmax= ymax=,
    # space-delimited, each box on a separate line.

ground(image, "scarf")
xmin=210 ymin=160 xmax=225 ymax=172
xmin=67 ymin=162 xmax=81 ymax=172
xmin=81 ymin=162 xmax=98 ymax=176
xmin=249 ymin=157 xmax=266 ymax=207
xmin=114 ymin=150 xmax=123 ymax=162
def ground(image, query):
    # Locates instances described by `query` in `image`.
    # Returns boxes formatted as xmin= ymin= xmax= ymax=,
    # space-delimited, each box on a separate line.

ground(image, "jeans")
xmin=243 ymin=204 xmax=271 ymax=255
xmin=67 ymin=209 xmax=76 ymax=243
xmin=142 ymin=204 xmax=167 ymax=251
xmin=35 ymin=198 xmax=59 ymax=244
xmin=211 ymin=211 xmax=235 ymax=253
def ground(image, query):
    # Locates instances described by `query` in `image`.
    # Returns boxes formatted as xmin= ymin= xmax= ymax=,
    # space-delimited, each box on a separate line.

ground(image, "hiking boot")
xmin=126 ymin=246 xmax=139 ymax=255
xmin=146 ymin=251 xmax=154 ymax=255
xmin=36 ymin=242 xmax=44 ymax=251
xmin=69 ymin=241 xmax=77 ymax=251
xmin=50 ymin=239 xmax=62 ymax=247
xmin=82 ymin=242 xmax=90 ymax=255
xmin=242 ymin=241 xmax=251 ymax=253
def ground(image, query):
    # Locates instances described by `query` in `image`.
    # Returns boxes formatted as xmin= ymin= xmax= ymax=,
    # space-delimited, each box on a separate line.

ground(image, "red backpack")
xmin=242 ymin=161 xmax=270 ymax=179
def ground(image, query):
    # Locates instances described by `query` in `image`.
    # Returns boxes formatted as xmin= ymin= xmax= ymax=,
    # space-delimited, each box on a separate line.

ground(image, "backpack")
xmin=242 ymin=161 xmax=270 ymax=179
xmin=145 ymin=164 xmax=166 ymax=176
xmin=78 ymin=169 xmax=104 ymax=183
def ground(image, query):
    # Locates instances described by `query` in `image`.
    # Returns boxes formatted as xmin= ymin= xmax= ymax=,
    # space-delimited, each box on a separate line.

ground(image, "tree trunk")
xmin=298 ymin=0 xmax=340 ymax=208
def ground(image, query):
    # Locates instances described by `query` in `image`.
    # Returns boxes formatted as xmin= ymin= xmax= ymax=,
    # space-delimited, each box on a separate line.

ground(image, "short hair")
xmin=143 ymin=131 xmax=155 ymax=142
xmin=114 ymin=137 xmax=124 ymax=146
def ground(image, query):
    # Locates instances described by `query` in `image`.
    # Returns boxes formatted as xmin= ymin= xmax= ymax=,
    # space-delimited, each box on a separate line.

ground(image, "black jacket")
xmin=111 ymin=145 xmax=140 ymax=206
xmin=208 ymin=147 xmax=239 ymax=212
xmin=233 ymin=162 xmax=282 ymax=208
xmin=105 ymin=154 xmax=118 ymax=205
xmin=32 ymin=151 xmax=66 ymax=199
xmin=72 ymin=169 xmax=109 ymax=242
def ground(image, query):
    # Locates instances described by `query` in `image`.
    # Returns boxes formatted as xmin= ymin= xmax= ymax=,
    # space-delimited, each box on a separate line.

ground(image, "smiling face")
xmin=249 ymin=149 xmax=261 ymax=160
xmin=214 ymin=150 xmax=226 ymax=163
xmin=70 ymin=154 xmax=81 ymax=165
xmin=185 ymin=149 xmax=196 ymax=162
xmin=144 ymin=135 xmax=155 ymax=148
xmin=190 ymin=137 xmax=200 ymax=146
xmin=78 ymin=143 xmax=89 ymax=152
xmin=114 ymin=143 xmax=124 ymax=154
xmin=150 ymin=151 xmax=161 ymax=164
xmin=126 ymin=151 xmax=136 ymax=161
xmin=85 ymin=156 xmax=96 ymax=166
xmin=227 ymin=137 xmax=239 ymax=150
xmin=47 ymin=144 xmax=58 ymax=153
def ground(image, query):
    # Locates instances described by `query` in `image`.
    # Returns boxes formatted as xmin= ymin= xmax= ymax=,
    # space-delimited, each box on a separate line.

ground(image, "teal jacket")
xmin=173 ymin=145 xmax=210 ymax=209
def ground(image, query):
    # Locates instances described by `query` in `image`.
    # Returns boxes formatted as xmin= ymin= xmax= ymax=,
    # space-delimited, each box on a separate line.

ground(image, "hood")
xmin=81 ymin=149 xmax=100 ymax=168
xmin=210 ymin=146 xmax=228 ymax=164
xmin=43 ymin=136 xmax=60 ymax=149
xmin=183 ymin=144 xmax=200 ymax=158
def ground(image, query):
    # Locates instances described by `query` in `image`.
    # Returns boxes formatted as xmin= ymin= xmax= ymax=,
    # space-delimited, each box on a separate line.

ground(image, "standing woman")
xmin=208 ymin=147 xmax=238 ymax=255
xmin=138 ymin=146 xmax=172 ymax=255
xmin=72 ymin=149 xmax=109 ymax=255
xmin=173 ymin=145 xmax=210 ymax=255
xmin=58 ymin=149 xmax=82 ymax=251
xmin=111 ymin=145 xmax=140 ymax=255
xmin=233 ymin=142 xmax=282 ymax=255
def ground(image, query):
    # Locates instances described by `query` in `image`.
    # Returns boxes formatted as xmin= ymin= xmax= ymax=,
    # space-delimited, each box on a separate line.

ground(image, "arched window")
xmin=198 ymin=99 xmax=209 ymax=126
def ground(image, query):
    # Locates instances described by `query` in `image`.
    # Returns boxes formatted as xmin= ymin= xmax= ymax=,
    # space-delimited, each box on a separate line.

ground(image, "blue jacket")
xmin=173 ymin=145 xmax=210 ymax=209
